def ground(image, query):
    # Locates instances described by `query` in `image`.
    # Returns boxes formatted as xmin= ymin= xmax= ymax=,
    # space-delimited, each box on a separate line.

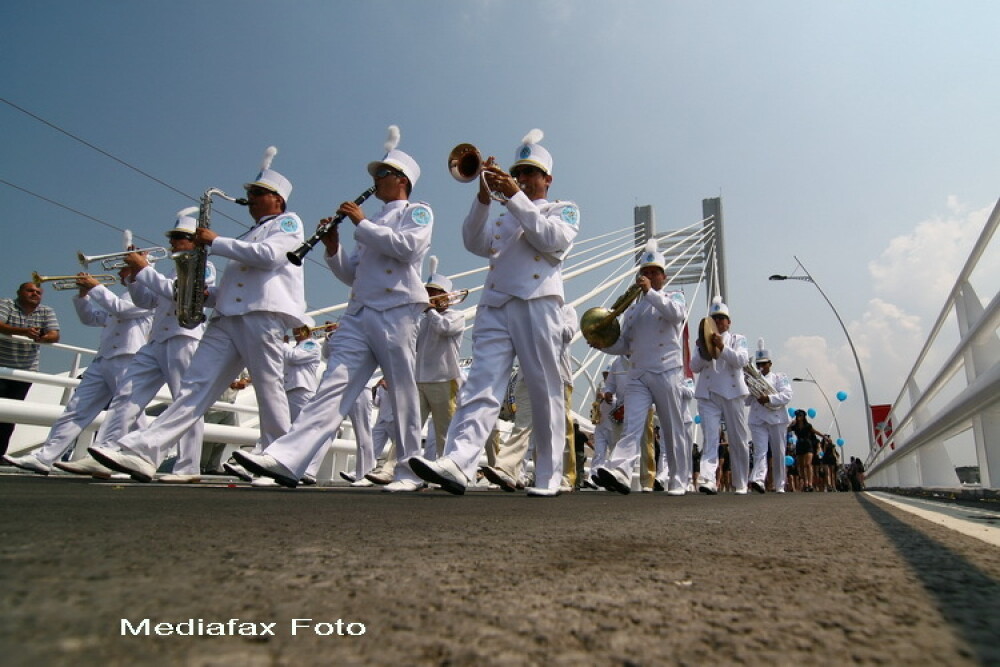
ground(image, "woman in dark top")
xmin=787 ymin=410 xmax=824 ymax=492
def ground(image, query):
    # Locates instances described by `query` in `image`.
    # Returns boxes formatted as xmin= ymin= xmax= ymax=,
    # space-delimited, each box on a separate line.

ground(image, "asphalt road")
xmin=2 ymin=473 xmax=999 ymax=666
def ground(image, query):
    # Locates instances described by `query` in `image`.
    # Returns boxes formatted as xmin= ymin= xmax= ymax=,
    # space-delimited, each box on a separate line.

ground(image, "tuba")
xmin=743 ymin=362 xmax=781 ymax=409
xmin=580 ymin=284 xmax=643 ymax=348
xmin=176 ymin=187 xmax=247 ymax=329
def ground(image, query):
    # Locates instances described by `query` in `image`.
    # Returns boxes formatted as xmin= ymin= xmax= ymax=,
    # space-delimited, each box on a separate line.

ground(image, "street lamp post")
xmin=769 ymin=256 xmax=876 ymax=451
xmin=792 ymin=368 xmax=843 ymax=440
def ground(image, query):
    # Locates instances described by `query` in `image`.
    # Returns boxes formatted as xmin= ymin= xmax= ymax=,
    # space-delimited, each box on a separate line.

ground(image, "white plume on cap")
xmin=522 ymin=128 xmax=544 ymax=145
xmin=260 ymin=146 xmax=277 ymax=171
xmin=644 ymin=238 xmax=657 ymax=255
xmin=177 ymin=206 xmax=198 ymax=218
xmin=384 ymin=125 xmax=401 ymax=153
xmin=712 ymin=296 xmax=723 ymax=308
xmin=758 ymin=338 xmax=766 ymax=352
xmin=123 ymin=229 xmax=133 ymax=250
xmin=428 ymin=255 xmax=439 ymax=276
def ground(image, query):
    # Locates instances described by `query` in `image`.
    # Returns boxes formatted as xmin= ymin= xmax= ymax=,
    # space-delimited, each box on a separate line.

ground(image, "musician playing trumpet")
xmin=587 ymin=240 xmax=688 ymax=495
xmin=746 ymin=339 xmax=793 ymax=493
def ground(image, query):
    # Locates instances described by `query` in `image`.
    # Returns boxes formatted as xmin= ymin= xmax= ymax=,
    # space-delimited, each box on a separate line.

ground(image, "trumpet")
xmin=428 ymin=289 xmax=470 ymax=309
xmin=32 ymin=271 xmax=117 ymax=291
xmin=447 ymin=143 xmax=510 ymax=202
xmin=296 ymin=323 xmax=339 ymax=339
xmin=78 ymin=247 xmax=170 ymax=270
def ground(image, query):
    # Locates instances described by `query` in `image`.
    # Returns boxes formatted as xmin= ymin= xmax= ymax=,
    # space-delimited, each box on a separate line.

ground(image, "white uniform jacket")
xmin=129 ymin=262 xmax=216 ymax=343
xmin=603 ymin=288 xmax=686 ymax=375
xmin=463 ymin=191 xmax=579 ymax=306
xmin=746 ymin=370 xmax=793 ymax=425
xmin=283 ymin=338 xmax=321 ymax=393
xmin=415 ymin=308 xmax=464 ymax=383
xmin=73 ymin=285 xmax=152 ymax=359
xmin=207 ymin=213 xmax=307 ymax=326
xmin=327 ymin=200 xmax=433 ymax=314
xmin=690 ymin=331 xmax=750 ymax=400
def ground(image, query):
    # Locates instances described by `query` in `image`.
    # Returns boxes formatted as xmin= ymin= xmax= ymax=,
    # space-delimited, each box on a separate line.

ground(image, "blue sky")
xmin=3 ymin=0 xmax=998 ymax=463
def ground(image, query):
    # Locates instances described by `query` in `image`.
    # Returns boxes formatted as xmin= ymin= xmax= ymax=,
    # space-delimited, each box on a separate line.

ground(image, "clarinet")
xmin=176 ymin=187 xmax=247 ymax=329
xmin=287 ymin=185 xmax=377 ymax=266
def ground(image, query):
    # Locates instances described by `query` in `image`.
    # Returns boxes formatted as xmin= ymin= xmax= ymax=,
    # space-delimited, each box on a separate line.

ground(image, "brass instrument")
xmin=580 ymin=284 xmax=643 ymax=348
xmin=447 ymin=143 xmax=510 ymax=202
xmin=303 ymin=323 xmax=339 ymax=339
xmin=32 ymin=272 xmax=117 ymax=291
xmin=176 ymin=187 xmax=247 ymax=329
xmin=428 ymin=289 xmax=470 ymax=309
xmin=697 ymin=316 xmax=722 ymax=359
xmin=78 ymin=247 xmax=170 ymax=270
xmin=744 ymin=362 xmax=781 ymax=410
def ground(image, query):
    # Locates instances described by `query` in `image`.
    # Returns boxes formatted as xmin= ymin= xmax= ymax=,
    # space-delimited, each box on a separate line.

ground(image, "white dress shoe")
xmin=750 ymin=481 xmax=766 ymax=494
xmin=525 ymin=486 xmax=560 ymax=497
xmin=409 ymin=456 xmax=467 ymax=495
xmin=595 ymin=467 xmax=631 ymax=495
xmin=223 ymin=459 xmax=253 ymax=482
xmin=231 ymin=451 xmax=298 ymax=488
xmin=339 ymin=471 xmax=357 ymax=483
xmin=364 ymin=470 xmax=393 ymax=485
xmin=158 ymin=474 xmax=201 ymax=484
xmin=666 ymin=487 xmax=686 ymax=496
xmin=698 ymin=481 xmax=718 ymax=495
xmin=733 ymin=487 xmax=749 ymax=495
xmin=480 ymin=465 xmax=517 ymax=492
xmin=350 ymin=478 xmax=375 ymax=487
xmin=251 ymin=476 xmax=280 ymax=487
xmin=3 ymin=453 xmax=52 ymax=475
xmin=300 ymin=474 xmax=317 ymax=486
xmin=382 ymin=480 xmax=426 ymax=493
xmin=88 ymin=445 xmax=156 ymax=483
xmin=54 ymin=456 xmax=112 ymax=479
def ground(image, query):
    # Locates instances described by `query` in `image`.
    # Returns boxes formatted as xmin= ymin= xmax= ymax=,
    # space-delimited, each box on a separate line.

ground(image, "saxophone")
xmin=743 ymin=363 xmax=782 ymax=410
xmin=176 ymin=187 xmax=247 ymax=329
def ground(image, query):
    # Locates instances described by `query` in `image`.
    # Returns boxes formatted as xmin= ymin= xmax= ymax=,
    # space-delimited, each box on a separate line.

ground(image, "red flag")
xmin=870 ymin=404 xmax=893 ymax=447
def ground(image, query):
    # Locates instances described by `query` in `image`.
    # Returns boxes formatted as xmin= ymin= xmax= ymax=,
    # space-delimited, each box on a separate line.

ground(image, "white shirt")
xmin=73 ymin=284 xmax=152 ymax=359
xmin=415 ymin=308 xmax=464 ymax=383
xmin=129 ymin=262 xmax=216 ymax=342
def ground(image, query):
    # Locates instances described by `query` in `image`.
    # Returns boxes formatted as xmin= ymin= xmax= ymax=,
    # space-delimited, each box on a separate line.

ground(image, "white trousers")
xmin=605 ymin=368 xmax=687 ymax=491
xmin=119 ymin=313 xmax=291 ymax=463
xmin=697 ymin=392 xmax=751 ymax=491
xmin=35 ymin=355 xmax=133 ymax=466
xmin=94 ymin=337 xmax=202 ymax=474
xmin=264 ymin=304 xmax=423 ymax=483
xmin=750 ymin=421 xmax=787 ymax=491
xmin=444 ymin=298 xmax=565 ymax=490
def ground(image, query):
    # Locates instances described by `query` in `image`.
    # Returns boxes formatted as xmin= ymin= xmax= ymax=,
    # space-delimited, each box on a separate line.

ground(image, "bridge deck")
xmin=2 ymin=474 xmax=999 ymax=665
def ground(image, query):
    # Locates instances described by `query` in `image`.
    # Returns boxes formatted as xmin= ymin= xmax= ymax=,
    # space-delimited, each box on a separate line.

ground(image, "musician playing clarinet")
xmin=236 ymin=126 xmax=434 ymax=492
xmin=89 ymin=147 xmax=307 ymax=483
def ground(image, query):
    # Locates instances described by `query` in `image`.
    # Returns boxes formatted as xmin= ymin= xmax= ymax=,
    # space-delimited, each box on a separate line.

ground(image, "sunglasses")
xmin=374 ymin=167 xmax=402 ymax=180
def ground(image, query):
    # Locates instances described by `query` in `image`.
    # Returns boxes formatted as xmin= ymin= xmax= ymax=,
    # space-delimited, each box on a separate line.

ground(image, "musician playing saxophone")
xmin=587 ymin=241 xmax=687 ymax=495
xmin=89 ymin=148 xmax=307 ymax=483
xmin=746 ymin=340 xmax=793 ymax=493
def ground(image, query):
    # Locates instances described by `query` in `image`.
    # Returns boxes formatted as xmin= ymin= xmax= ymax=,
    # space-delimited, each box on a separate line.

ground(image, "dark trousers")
xmin=0 ymin=378 xmax=32 ymax=457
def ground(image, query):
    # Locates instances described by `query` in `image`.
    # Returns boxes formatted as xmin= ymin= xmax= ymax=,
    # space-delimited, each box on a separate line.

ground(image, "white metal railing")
xmin=865 ymin=198 xmax=1000 ymax=490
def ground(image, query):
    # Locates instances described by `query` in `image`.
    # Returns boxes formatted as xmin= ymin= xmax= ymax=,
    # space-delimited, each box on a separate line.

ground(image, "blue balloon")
xmin=784 ymin=455 xmax=795 ymax=466
xmin=694 ymin=414 xmax=701 ymax=424
xmin=807 ymin=408 xmax=817 ymax=419
xmin=836 ymin=438 xmax=844 ymax=447
xmin=836 ymin=391 xmax=848 ymax=402
xmin=788 ymin=407 xmax=796 ymax=418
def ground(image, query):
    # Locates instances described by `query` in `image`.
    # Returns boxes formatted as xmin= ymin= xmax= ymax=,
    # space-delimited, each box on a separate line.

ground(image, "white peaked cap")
xmin=167 ymin=206 xmax=199 ymax=237
xmin=510 ymin=128 xmax=553 ymax=175
xmin=367 ymin=125 xmax=421 ymax=186
xmin=424 ymin=256 xmax=453 ymax=293
xmin=639 ymin=238 xmax=666 ymax=270
xmin=755 ymin=338 xmax=771 ymax=363
xmin=709 ymin=295 xmax=730 ymax=318
xmin=244 ymin=146 xmax=293 ymax=201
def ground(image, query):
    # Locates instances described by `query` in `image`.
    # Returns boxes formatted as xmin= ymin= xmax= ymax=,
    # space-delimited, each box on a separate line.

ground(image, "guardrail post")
xmin=956 ymin=281 xmax=1000 ymax=488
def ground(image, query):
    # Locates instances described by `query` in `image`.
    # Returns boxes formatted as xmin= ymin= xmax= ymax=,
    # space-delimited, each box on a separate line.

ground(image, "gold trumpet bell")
xmin=448 ymin=143 xmax=482 ymax=183
xmin=580 ymin=306 xmax=622 ymax=349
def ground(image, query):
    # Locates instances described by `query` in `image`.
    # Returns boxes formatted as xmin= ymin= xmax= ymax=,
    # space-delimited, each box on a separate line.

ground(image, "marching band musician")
xmin=588 ymin=241 xmax=688 ymax=495
xmin=584 ymin=358 xmax=625 ymax=489
xmin=90 ymin=147 xmax=308 ymax=482
xmin=234 ymin=126 xmax=433 ymax=493
xmin=690 ymin=296 xmax=751 ymax=495
xmin=411 ymin=129 xmax=580 ymax=497
xmin=746 ymin=339 xmax=793 ymax=493
xmin=416 ymin=257 xmax=464 ymax=457
xmin=4 ymin=269 xmax=152 ymax=475
xmin=59 ymin=209 xmax=218 ymax=482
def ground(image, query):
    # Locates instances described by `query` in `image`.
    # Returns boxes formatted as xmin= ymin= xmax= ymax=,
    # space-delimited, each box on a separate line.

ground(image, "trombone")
xmin=77 ymin=247 xmax=171 ymax=270
xmin=32 ymin=271 xmax=118 ymax=291
xmin=428 ymin=289 xmax=470 ymax=309
xmin=447 ymin=143 xmax=510 ymax=202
